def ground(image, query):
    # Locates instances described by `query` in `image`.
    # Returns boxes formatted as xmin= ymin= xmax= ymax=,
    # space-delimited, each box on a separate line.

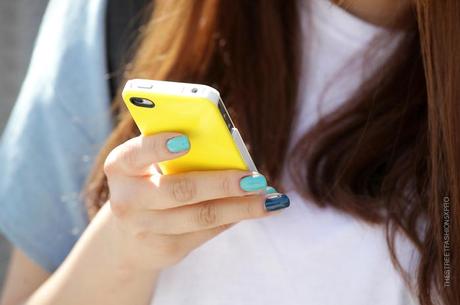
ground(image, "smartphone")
xmin=122 ymin=79 xmax=257 ymax=175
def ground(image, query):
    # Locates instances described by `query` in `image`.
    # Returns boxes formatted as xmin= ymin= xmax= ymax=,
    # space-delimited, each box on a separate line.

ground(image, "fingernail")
xmin=265 ymin=193 xmax=290 ymax=212
xmin=166 ymin=135 xmax=190 ymax=153
xmin=239 ymin=173 xmax=267 ymax=192
xmin=264 ymin=186 xmax=277 ymax=195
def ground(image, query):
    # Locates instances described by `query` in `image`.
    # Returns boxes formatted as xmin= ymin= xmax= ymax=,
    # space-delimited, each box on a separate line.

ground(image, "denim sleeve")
xmin=0 ymin=0 xmax=111 ymax=272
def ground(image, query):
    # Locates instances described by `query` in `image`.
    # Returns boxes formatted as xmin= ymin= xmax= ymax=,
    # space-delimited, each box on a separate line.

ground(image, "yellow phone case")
xmin=122 ymin=80 xmax=249 ymax=175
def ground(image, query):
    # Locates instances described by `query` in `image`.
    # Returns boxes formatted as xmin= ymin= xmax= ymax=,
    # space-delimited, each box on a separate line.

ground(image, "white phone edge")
xmin=125 ymin=79 xmax=220 ymax=105
xmin=231 ymin=128 xmax=258 ymax=172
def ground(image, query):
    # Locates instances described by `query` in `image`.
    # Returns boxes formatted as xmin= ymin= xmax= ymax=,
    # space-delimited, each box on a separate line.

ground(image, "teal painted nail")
xmin=240 ymin=174 xmax=267 ymax=192
xmin=166 ymin=135 xmax=190 ymax=153
xmin=264 ymin=186 xmax=277 ymax=194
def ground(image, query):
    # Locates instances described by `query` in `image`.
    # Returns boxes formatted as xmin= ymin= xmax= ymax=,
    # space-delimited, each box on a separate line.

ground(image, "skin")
xmin=333 ymin=0 xmax=413 ymax=28
xmin=0 ymin=2 xmax=412 ymax=305
xmin=0 ymin=133 xmax=276 ymax=305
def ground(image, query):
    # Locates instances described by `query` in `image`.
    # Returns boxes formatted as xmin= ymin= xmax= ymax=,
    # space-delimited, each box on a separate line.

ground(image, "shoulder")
xmin=0 ymin=0 xmax=112 ymax=272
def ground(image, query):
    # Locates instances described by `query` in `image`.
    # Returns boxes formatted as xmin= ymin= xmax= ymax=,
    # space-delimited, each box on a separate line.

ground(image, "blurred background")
xmin=0 ymin=0 xmax=49 ymax=289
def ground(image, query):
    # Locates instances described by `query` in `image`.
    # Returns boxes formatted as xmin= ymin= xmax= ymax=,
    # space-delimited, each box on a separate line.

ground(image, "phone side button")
xmin=136 ymin=82 xmax=154 ymax=89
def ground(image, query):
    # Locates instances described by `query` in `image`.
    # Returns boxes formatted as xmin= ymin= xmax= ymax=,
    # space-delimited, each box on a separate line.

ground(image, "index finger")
xmin=104 ymin=133 xmax=190 ymax=177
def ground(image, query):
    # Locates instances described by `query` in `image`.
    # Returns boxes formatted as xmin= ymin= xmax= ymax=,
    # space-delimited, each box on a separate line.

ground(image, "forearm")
xmin=24 ymin=205 xmax=159 ymax=305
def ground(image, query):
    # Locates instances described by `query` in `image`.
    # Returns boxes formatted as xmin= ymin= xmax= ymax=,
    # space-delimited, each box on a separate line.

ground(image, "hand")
xmin=103 ymin=132 xmax=290 ymax=272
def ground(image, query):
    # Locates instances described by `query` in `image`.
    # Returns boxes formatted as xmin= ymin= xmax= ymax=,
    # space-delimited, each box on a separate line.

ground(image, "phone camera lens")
xmin=130 ymin=97 xmax=155 ymax=108
xmin=191 ymin=88 xmax=198 ymax=93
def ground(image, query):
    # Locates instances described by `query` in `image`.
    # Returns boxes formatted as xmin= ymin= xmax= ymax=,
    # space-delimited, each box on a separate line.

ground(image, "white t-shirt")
xmin=151 ymin=0 xmax=419 ymax=304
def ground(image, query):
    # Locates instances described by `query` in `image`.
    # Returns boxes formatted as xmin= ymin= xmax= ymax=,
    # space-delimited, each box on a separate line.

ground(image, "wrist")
xmin=97 ymin=203 xmax=163 ymax=276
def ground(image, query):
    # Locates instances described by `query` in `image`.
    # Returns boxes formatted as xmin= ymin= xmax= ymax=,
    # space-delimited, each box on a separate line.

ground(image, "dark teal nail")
xmin=166 ymin=135 xmax=190 ymax=153
xmin=265 ymin=193 xmax=290 ymax=211
xmin=264 ymin=186 xmax=277 ymax=195
xmin=240 ymin=173 xmax=267 ymax=192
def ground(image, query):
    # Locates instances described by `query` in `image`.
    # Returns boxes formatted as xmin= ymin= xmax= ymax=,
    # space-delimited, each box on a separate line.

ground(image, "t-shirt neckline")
xmin=306 ymin=0 xmax=400 ymax=47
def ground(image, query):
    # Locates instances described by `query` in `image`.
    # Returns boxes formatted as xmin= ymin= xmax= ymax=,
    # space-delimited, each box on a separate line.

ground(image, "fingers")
xmin=110 ymin=170 xmax=267 ymax=210
xmin=132 ymin=223 xmax=238 ymax=262
xmin=104 ymin=133 xmax=190 ymax=177
xmin=176 ymin=223 xmax=237 ymax=250
xmin=130 ymin=195 xmax=275 ymax=235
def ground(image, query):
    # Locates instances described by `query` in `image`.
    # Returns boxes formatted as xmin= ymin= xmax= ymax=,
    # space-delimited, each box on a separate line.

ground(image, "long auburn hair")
xmin=86 ymin=1 xmax=459 ymax=304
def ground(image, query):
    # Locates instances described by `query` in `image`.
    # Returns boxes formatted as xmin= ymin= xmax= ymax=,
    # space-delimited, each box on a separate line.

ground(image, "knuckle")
xmin=162 ymin=241 xmax=181 ymax=256
xmin=142 ymin=136 xmax=160 ymax=158
xmin=106 ymin=141 xmax=139 ymax=174
xmin=134 ymin=230 xmax=149 ymax=241
xmin=220 ymin=174 xmax=233 ymax=196
xmin=169 ymin=176 xmax=196 ymax=202
xmin=196 ymin=202 xmax=218 ymax=227
xmin=119 ymin=146 xmax=139 ymax=171
xmin=137 ymin=211 xmax=161 ymax=233
xmin=110 ymin=199 xmax=130 ymax=218
xmin=103 ymin=151 xmax=118 ymax=177
xmin=245 ymin=199 xmax=262 ymax=218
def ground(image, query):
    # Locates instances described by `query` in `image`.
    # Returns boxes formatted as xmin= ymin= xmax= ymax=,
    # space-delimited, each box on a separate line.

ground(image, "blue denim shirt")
xmin=0 ymin=0 xmax=110 ymax=272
